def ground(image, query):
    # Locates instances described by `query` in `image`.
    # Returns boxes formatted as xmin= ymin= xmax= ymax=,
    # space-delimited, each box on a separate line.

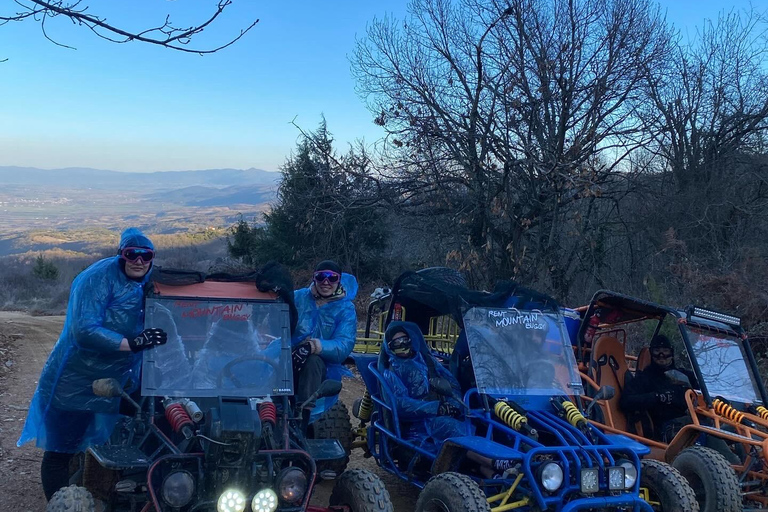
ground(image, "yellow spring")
xmin=358 ymin=390 xmax=373 ymax=421
xmin=495 ymin=401 xmax=528 ymax=431
xmin=562 ymin=400 xmax=587 ymax=428
xmin=756 ymin=406 xmax=768 ymax=421
xmin=713 ymin=398 xmax=745 ymax=423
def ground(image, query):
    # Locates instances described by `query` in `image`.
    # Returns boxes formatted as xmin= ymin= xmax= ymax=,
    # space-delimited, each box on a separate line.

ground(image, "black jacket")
xmin=620 ymin=364 xmax=698 ymax=436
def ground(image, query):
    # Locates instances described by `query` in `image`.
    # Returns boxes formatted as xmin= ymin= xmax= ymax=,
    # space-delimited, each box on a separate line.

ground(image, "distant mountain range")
xmin=0 ymin=166 xmax=280 ymax=191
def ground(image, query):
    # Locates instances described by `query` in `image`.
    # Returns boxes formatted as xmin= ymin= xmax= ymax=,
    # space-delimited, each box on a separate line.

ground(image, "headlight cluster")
xmin=579 ymin=459 xmax=638 ymax=494
xmin=215 ymin=468 xmax=308 ymax=512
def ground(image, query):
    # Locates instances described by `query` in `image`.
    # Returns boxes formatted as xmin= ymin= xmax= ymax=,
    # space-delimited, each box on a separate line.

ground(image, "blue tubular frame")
xmin=365 ymin=362 xmax=654 ymax=511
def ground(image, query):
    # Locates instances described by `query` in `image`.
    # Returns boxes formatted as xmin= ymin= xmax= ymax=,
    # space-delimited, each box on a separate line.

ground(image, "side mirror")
xmin=597 ymin=385 xmax=616 ymax=401
xmin=429 ymin=377 xmax=454 ymax=397
xmin=93 ymin=378 xmax=123 ymax=398
xmin=317 ymin=380 xmax=343 ymax=399
xmin=665 ymin=370 xmax=692 ymax=388
xmin=585 ymin=385 xmax=615 ymax=418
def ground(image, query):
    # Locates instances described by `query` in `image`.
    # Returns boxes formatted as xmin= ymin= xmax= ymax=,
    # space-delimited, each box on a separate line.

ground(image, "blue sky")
xmin=0 ymin=0 xmax=757 ymax=173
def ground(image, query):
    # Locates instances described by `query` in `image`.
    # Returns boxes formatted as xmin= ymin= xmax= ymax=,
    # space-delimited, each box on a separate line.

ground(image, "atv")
xmin=47 ymin=268 xmax=392 ymax=512
xmin=351 ymin=269 xmax=696 ymax=512
xmin=573 ymin=290 xmax=768 ymax=512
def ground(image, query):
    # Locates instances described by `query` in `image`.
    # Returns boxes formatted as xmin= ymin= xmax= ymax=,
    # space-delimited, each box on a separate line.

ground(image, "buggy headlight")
xmin=539 ymin=462 xmax=564 ymax=492
xmin=618 ymin=459 xmax=637 ymax=489
xmin=217 ymin=489 xmax=246 ymax=512
xmin=277 ymin=467 xmax=308 ymax=504
xmin=580 ymin=468 xmax=599 ymax=493
xmin=161 ymin=470 xmax=195 ymax=508
xmin=607 ymin=466 xmax=625 ymax=490
xmin=251 ymin=488 xmax=278 ymax=512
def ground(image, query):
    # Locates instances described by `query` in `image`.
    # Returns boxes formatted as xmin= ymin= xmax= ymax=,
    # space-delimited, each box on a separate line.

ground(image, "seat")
xmin=589 ymin=336 xmax=630 ymax=431
xmin=636 ymin=347 xmax=651 ymax=372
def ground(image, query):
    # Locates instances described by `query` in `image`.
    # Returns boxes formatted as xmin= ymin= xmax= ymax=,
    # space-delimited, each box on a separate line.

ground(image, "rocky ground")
xmin=0 ymin=311 xmax=416 ymax=511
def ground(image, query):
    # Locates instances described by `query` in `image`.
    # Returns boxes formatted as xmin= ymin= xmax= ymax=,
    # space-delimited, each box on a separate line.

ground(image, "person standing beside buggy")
xmin=17 ymin=228 xmax=168 ymax=501
xmin=292 ymin=260 xmax=357 ymax=414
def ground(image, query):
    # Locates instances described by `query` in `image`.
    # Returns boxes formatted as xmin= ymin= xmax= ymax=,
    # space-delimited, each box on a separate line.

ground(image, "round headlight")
xmin=161 ymin=470 xmax=195 ymax=508
xmin=251 ymin=488 xmax=279 ymax=512
xmin=618 ymin=459 xmax=638 ymax=489
xmin=277 ymin=467 xmax=308 ymax=504
xmin=540 ymin=462 xmax=564 ymax=492
xmin=217 ymin=489 xmax=246 ymax=512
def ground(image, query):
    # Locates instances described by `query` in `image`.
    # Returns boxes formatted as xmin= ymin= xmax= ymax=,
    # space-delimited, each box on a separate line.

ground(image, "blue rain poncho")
xmin=18 ymin=228 xmax=154 ymax=453
xmin=381 ymin=321 xmax=466 ymax=445
xmin=293 ymin=273 xmax=357 ymax=417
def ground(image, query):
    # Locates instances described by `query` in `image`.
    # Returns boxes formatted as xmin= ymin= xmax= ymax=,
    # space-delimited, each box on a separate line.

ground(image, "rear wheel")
xmin=640 ymin=459 xmax=699 ymax=512
xmin=311 ymin=401 xmax=353 ymax=476
xmin=46 ymin=485 xmax=95 ymax=512
xmin=329 ymin=469 xmax=393 ymax=512
xmin=415 ymin=472 xmax=491 ymax=512
xmin=672 ymin=445 xmax=740 ymax=512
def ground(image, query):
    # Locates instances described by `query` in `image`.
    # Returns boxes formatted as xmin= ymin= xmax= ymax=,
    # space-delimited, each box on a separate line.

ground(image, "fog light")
xmin=251 ymin=488 xmax=278 ymax=512
xmin=539 ymin=462 xmax=564 ymax=492
xmin=608 ymin=466 xmax=625 ymax=490
xmin=217 ymin=489 xmax=246 ymax=512
xmin=161 ymin=470 xmax=195 ymax=508
xmin=618 ymin=459 xmax=637 ymax=489
xmin=277 ymin=467 xmax=308 ymax=504
xmin=580 ymin=468 xmax=599 ymax=494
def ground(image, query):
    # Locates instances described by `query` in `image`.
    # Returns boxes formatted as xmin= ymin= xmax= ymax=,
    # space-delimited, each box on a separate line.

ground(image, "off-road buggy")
xmin=47 ymin=267 xmax=392 ymax=512
xmin=573 ymin=290 xmax=768 ymax=512
xmin=350 ymin=269 xmax=695 ymax=512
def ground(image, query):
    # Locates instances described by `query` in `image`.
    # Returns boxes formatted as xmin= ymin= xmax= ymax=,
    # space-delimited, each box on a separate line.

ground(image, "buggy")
xmin=574 ymin=290 xmax=768 ymax=512
xmin=351 ymin=269 xmax=695 ymax=512
xmin=47 ymin=268 xmax=392 ymax=512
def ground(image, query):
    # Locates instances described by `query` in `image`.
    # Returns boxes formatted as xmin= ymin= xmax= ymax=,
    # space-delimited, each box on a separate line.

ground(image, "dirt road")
xmin=0 ymin=311 xmax=417 ymax=511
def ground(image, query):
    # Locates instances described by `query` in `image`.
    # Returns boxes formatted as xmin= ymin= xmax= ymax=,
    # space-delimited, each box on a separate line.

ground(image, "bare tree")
xmin=353 ymin=0 xmax=672 ymax=296
xmin=0 ymin=0 xmax=258 ymax=54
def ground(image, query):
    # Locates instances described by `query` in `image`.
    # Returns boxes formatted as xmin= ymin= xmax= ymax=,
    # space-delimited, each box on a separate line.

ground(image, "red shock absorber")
xmin=259 ymin=401 xmax=277 ymax=427
xmin=165 ymin=402 xmax=193 ymax=433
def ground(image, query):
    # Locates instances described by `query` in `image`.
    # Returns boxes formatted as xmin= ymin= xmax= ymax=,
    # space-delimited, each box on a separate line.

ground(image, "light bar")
xmin=690 ymin=306 xmax=741 ymax=327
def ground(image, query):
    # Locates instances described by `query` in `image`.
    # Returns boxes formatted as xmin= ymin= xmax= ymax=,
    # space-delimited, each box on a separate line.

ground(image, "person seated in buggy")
xmin=381 ymin=322 xmax=466 ymax=449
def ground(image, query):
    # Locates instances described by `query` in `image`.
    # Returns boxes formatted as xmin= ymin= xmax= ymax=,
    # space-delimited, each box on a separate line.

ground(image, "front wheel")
xmin=672 ymin=445 xmax=740 ymax=512
xmin=640 ymin=459 xmax=699 ymax=512
xmin=311 ymin=401 xmax=353 ymax=476
xmin=46 ymin=485 xmax=95 ymax=512
xmin=416 ymin=472 xmax=491 ymax=512
xmin=329 ymin=469 xmax=393 ymax=512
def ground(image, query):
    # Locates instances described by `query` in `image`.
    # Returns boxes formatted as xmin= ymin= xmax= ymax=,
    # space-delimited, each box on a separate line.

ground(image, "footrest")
xmin=87 ymin=445 xmax=152 ymax=470
xmin=304 ymin=438 xmax=346 ymax=461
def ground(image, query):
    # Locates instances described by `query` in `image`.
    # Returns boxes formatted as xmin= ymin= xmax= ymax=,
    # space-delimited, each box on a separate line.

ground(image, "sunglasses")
xmin=651 ymin=350 xmax=673 ymax=360
xmin=121 ymin=247 xmax=155 ymax=263
xmin=313 ymin=271 xmax=340 ymax=284
xmin=389 ymin=336 xmax=412 ymax=353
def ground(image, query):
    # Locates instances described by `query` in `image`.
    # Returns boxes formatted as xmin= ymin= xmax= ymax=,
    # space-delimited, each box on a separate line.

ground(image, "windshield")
xmin=141 ymin=297 xmax=293 ymax=397
xmin=686 ymin=326 xmax=760 ymax=404
xmin=463 ymin=307 xmax=583 ymax=397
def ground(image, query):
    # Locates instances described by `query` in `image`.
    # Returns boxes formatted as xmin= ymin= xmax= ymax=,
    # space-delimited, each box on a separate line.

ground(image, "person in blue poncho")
xmin=17 ymin=228 xmax=168 ymax=501
xmin=292 ymin=260 xmax=357 ymax=415
xmin=381 ymin=322 xmax=466 ymax=446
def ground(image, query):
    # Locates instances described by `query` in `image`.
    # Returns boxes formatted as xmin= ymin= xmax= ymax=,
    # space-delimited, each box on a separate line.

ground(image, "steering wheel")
xmin=217 ymin=354 xmax=281 ymax=390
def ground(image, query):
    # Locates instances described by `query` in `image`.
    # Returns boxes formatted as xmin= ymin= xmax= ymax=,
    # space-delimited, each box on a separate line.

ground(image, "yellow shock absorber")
xmin=756 ymin=406 xmax=768 ymax=421
xmin=561 ymin=400 xmax=588 ymax=428
xmin=713 ymin=398 xmax=745 ymax=423
xmin=494 ymin=401 xmax=528 ymax=431
xmin=358 ymin=390 xmax=373 ymax=422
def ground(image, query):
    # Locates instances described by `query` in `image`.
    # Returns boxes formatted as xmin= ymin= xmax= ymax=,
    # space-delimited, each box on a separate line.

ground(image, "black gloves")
xmin=292 ymin=342 xmax=312 ymax=372
xmin=128 ymin=328 xmax=168 ymax=352
xmin=656 ymin=386 xmax=687 ymax=408
xmin=437 ymin=401 xmax=462 ymax=418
